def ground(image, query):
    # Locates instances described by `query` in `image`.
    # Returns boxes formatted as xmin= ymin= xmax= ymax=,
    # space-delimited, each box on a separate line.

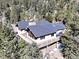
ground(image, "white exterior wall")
xmin=45 ymin=35 xmax=51 ymax=39
xmin=36 ymin=34 xmax=60 ymax=48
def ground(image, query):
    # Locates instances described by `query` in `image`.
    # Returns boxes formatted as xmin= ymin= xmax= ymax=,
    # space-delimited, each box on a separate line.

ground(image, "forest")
xmin=0 ymin=0 xmax=79 ymax=59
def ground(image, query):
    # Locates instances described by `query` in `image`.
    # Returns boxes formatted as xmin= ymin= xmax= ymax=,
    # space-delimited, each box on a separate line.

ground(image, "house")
xmin=12 ymin=19 xmax=65 ymax=48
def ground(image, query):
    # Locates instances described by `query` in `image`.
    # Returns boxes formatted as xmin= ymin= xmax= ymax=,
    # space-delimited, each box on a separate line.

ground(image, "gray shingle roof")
xmin=18 ymin=20 xmax=28 ymax=30
xmin=52 ymin=22 xmax=65 ymax=30
xmin=29 ymin=20 xmax=65 ymax=38
xmin=17 ymin=20 xmax=65 ymax=38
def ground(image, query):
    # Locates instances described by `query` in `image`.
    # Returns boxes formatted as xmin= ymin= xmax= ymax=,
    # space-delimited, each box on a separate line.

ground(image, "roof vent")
xmin=29 ymin=22 xmax=36 ymax=26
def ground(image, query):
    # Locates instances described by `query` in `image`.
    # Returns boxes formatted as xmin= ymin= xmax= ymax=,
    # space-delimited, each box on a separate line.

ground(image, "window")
xmin=51 ymin=33 xmax=54 ymax=36
xmin=16 ymin=24 xmax=18 ymax=27
xmin=40 ymin=36 xmax=45 ymax=39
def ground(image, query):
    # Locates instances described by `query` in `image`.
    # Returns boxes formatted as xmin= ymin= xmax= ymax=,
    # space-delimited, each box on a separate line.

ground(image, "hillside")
xmin=0 ymin=0 xmax=79 ymax=59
